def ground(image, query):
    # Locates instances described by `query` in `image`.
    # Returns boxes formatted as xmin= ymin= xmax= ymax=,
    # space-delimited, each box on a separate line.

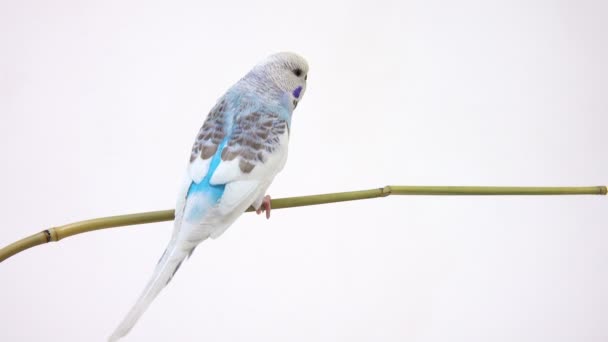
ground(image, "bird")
xmin=108 ymin=52 xmax=308 ymax=341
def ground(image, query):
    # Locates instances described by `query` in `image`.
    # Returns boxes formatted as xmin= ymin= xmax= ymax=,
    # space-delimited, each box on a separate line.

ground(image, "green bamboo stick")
xmin=1 ymin=185 xmax=605 ymax=263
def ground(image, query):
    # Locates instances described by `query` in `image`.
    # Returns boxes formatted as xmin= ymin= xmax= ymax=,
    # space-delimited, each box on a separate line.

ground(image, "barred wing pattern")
xmin=190 ymin=100 xmax=227 ymax=163
xmin=220 ymin=111 xmax=288 ymax=174
xmin=189 ymin=98 xmax=288 ymax=181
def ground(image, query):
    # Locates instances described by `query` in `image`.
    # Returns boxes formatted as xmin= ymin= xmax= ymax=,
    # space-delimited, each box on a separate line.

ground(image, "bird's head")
xmin=252 ymin=52 xmax=309 ymax=110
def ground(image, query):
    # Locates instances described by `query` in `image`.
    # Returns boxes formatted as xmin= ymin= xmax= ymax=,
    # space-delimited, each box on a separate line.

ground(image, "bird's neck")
xmin=231 ymin=75 xmax=293 ymax=123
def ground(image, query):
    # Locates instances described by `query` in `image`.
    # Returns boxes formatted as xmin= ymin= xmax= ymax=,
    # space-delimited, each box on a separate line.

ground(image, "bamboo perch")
xmin=1 ymin=185 xmax=606 ymax=263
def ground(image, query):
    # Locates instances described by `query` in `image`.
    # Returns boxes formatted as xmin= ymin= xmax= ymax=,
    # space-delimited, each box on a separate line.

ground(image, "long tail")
xmin=108 ymin=237 xmax=204 ymax=341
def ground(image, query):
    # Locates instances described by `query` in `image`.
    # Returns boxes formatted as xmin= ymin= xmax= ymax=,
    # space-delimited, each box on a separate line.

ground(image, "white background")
xmin=1 ymin=0 xmax=607 ymax=341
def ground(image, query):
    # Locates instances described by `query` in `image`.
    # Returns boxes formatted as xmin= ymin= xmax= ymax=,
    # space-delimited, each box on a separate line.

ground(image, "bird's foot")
xmin=256 ymin=195 xmax=272 ymax=219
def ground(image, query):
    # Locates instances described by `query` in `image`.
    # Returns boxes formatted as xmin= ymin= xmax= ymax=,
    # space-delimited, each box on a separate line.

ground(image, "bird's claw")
xmin=255 ymin=195 xmax=272 ymax=219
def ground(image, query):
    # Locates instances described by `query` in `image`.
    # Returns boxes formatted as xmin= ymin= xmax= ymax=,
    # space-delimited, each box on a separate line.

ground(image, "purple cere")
xmin=292 ymin=86 xmax=302 ymax=98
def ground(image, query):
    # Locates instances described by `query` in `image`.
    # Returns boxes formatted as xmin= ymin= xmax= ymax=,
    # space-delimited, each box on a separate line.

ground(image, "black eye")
xmin=304 ymin=74 xmax=307 ymax=81
xmin=293 ymin=68 xmax=303 ymax=77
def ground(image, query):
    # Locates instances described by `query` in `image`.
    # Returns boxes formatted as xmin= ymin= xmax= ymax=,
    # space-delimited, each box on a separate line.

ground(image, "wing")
xmin=189 ymin=99 xmax=228 ymax=183
xmin=174 ymin=95 xmax=290 ymax=239
xmin=187 ymin=98 xmax=290 ymax=185
xmin=211 ymin=110 xmax=289 ymax=184
xmin=171 ymin=97 xmax=227 ymax=231
xmin=210 ymin=109 xmax=289 ymax=221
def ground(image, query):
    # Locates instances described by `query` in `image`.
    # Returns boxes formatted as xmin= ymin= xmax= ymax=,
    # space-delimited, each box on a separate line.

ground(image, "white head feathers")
xmin=246 ymin=52 xmax=309 ymax=110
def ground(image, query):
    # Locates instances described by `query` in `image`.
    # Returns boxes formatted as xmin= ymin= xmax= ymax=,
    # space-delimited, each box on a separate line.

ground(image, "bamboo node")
xmin=42 ymin=230 xmax=51 ymax=243
xmin=49 ymin=228 xmax=59 ymax=242
xmin=381 ymin=186 xmax=392 ymax=196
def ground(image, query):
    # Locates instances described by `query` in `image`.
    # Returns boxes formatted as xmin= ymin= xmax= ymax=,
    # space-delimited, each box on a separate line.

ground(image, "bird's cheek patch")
xmin=292 ymin=86 xmax=302 ymax=99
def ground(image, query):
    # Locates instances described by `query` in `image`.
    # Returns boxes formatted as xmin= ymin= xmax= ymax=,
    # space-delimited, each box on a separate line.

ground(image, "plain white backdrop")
xmin=1 ymin=0 xmax=607 ymax=341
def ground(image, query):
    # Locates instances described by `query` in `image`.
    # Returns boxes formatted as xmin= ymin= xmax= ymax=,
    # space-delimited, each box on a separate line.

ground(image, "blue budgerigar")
xmin=109 ymin=52 xmax=309 ymax=341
